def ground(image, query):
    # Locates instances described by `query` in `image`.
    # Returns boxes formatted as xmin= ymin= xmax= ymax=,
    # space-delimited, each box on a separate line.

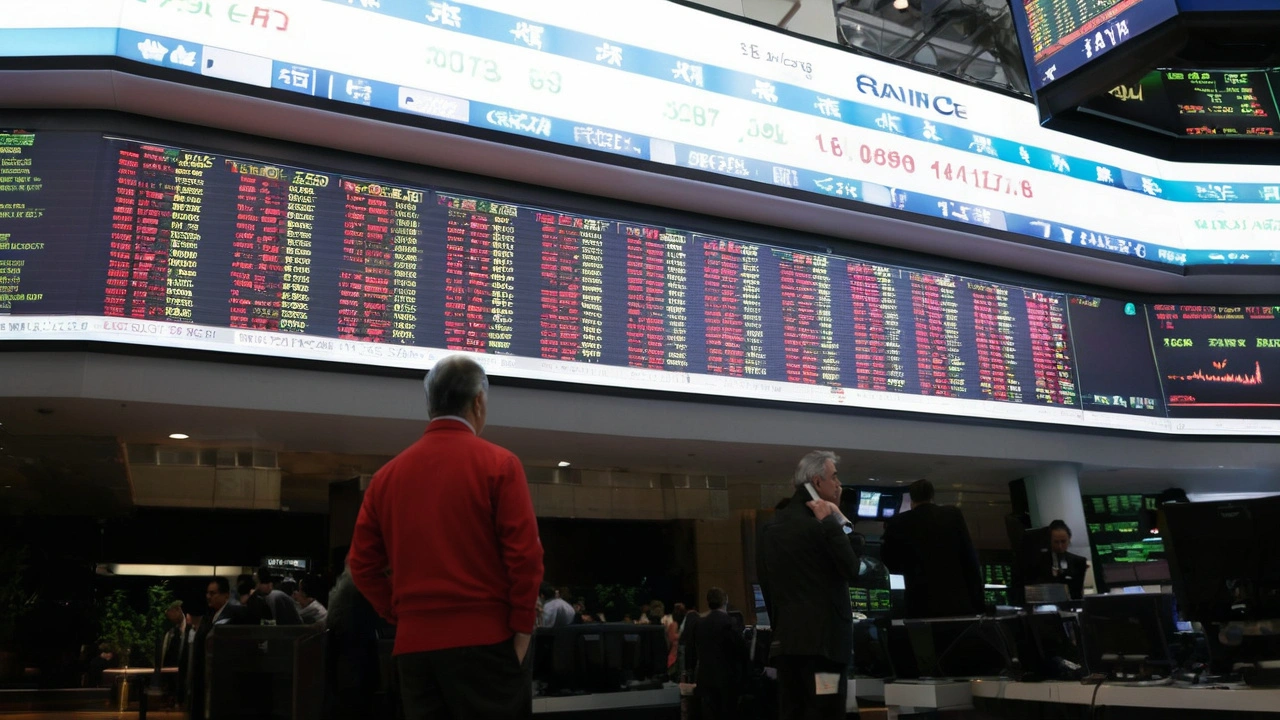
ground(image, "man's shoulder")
xmin=380 ymin=431 xmax=519 ymax=470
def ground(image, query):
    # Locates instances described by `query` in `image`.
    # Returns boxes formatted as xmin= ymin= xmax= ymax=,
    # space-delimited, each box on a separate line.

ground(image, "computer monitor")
xmin=1009 ymin=526 xmax=1053 ymax=606
xmin=1163 ymin=496 xmax=1280 ymax=686
xmin=751 ymin=582 xmax=770 ymax=628
xmin=857 ymin=490 xmax=881 ymax=519
xmin=850 ymin=587 xmax=871 ymax=614
xmin=1083 ymin=493 xmax=1169 ymax=594
xmin=1079 ymin=593 xmax=1178 ymax=681
xmin=1161 ymin=496 xmax=1280 ymax=624
xmin=841 ymin=486 xmax=904 ymax=521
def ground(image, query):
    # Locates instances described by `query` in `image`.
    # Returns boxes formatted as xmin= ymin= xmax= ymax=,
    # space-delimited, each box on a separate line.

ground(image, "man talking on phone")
xmin=758 ymin=450 xmax=863 ymax=719
xmin=349 ymin=355 xmax=544 ymax=719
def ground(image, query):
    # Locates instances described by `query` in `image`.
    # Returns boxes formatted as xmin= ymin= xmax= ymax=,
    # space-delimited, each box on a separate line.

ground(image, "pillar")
xmin=1024 ymin=463 xmax=1094 ymax=593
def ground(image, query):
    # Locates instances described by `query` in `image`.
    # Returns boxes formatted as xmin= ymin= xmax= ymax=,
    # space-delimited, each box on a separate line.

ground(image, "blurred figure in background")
xmin=295 ymin=576 xmax=329 ymax=625
xmin=255 ymin=566 xmax=302 ymax=625
xmin=689 ymin=588 xmax=748 ymax=720
xmin=324 ymin=568 xmax=381 ymax=720
xmin=539 ymin=582 xmax=575 ymax=628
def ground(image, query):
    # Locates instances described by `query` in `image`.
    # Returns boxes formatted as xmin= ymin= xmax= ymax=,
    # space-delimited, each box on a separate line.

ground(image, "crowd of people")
xmin=145 ymin=564 xmax=376 ymax=720
xmin=141 ymin=357 xmax=917 ymax=720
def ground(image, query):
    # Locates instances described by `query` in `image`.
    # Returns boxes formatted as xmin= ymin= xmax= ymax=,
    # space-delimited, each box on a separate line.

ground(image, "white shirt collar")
xmin=431 ymin=415 xmax=476 ymax=434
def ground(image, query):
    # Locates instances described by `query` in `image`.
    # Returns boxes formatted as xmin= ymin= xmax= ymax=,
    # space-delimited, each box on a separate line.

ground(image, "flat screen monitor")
xmin=1084 ymin=493 xmax=1168 ymax=593
xmin=1161 ymin=496 xmax=1280 ymax=623
xmin=857 ymin=490 xmax=882 ymax=519
xmin=889 ymin=574 xmax=906 ymax=591
xmin=1080 ymin=593 xmax=1178 ymax=680
xmin=752 ymin=582 xmax=770 ymax=628
xmin=850 ymin=587 xmax=870 ymax=614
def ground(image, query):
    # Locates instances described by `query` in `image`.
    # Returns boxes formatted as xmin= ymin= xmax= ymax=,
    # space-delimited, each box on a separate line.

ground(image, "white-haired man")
xmin=757 ymin=450 xmax=863 ymax=719
xmin=349 ymin=355 xmax=544 ymax=719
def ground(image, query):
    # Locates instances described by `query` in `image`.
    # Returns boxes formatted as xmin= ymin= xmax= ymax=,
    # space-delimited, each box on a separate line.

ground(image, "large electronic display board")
xmin=0 ymin=129 xmax=1276 ymax=436
xmin=1148 ymin=304 xmax=1280 ymax=419
xmin=1 ymin=0 xmax=1280 ymax=267
xmin=1083 ymin=68 xmax=1280 ymax=138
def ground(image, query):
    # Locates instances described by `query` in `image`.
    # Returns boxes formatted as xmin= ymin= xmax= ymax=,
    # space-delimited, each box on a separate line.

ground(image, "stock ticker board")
xmin=0 ymin=130 xmax=1277 ymax=434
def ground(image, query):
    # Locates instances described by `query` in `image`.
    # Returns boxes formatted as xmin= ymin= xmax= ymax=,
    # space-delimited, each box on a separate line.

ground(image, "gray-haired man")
xmin=757 ymin=450 xmax=863 ymax=719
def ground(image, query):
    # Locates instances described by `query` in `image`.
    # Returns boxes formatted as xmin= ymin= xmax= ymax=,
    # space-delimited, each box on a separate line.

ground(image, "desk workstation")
xmin=843 ymin=494 xmax=1280 ymax=720
xmin=878 ymin=678 xmax=1280 ymax=719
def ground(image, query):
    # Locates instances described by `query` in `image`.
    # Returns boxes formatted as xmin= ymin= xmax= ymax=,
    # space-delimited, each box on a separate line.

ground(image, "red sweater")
xmin=348 ymin=419 xmax=544 ymax=655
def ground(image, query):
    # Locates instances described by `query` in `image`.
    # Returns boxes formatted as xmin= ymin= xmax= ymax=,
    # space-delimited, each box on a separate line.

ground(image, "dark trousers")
xmin=397 ymin=639 xmax=532 ymax=720
xmin=698 ymin=687 xmax=741 ymax=720
xmin=773 ymin=655 xmax=848 ymax=720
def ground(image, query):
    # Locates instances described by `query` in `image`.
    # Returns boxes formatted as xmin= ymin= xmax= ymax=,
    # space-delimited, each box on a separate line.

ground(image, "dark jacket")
xmin=325 ymin=571 xmax=382 ymax=720
xmin=757 ymin=488 xmax=862 ymax=665
xmin=188 ymin=603 xmax=251 ymax=720
xmin=1034 ymin=550 xmax=1089 ymax=600
xmin=880 ymin=502 xmax=984 ymax=619
xmin=260 ymin=589 xmax=302 ymax=625
xmin=689 ymin=609 xmax=748 ymax=696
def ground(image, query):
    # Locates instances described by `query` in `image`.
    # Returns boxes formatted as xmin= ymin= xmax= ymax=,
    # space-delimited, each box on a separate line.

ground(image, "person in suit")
xmin=689 ymin=587 xmax=748 ymax=720
xmin=188 ymin=577 xmax=248 ymax=720
xmin=757 ymin=450 xmax=863 ymax=720
xmin=880 ymin=479 xmax=984 ymax=619
xmin=1045 ymin=519 xmax=1089 ymax=600
xmin=157 ymin=601 xmax=188 ymax=707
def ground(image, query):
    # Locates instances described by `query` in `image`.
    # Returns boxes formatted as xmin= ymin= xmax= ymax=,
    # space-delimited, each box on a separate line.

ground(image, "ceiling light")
xmin=893 ymin=0 xmax=908 ymax=9
xmin=557 ymin=461 xmax=571 ymax=468
xmin=168 ymin=433 xmax=190 ymax=440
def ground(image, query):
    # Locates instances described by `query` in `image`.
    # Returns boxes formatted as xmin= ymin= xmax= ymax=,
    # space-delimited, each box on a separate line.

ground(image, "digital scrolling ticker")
xmin=5 ymin=130 xmax=1278 ymax=430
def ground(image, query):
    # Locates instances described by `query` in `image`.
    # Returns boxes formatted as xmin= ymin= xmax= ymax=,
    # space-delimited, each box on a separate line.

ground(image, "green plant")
xmin=0 ymin=547 xmax=31 ymax=646
xmin=591 ymin=584 xmax=642 ymax=620
xmin=98 ymin=583 xmax=173 ymax=667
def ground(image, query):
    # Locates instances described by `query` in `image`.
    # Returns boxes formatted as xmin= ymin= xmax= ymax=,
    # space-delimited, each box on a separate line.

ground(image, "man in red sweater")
xmin=349 ymin=355 xmax=544 ymax=719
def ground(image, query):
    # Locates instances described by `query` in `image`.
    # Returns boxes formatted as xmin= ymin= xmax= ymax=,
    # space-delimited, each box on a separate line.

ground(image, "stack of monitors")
xmin=1084 ymin=493 xmax=1170 ymax=592
xmin=850 ymin=587 xmax=892 ymax=615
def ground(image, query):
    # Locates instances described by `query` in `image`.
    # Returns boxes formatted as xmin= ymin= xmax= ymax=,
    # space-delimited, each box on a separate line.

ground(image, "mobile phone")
xmin=804 ymin=482 xmax=821 ymax=501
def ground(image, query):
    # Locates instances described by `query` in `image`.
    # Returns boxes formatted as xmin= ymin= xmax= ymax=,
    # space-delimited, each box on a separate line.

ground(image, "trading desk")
xmin=969 ymin=679 xmax=1280 ymax=718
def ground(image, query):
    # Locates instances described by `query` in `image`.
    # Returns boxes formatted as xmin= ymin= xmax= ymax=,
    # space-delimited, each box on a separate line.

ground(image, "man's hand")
xmin=807 ymin=499 xmax=846 ymax=524
xmin=514 ymin=632 xmax=532 ymax=664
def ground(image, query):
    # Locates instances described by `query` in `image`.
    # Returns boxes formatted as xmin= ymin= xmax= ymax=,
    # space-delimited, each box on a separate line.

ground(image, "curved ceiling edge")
xmin=1 ymin=351 xmax=1277 ymax=476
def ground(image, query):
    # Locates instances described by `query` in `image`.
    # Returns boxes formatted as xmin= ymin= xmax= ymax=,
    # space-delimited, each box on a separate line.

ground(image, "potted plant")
xmin=98 ymin=583 xmax=173 ymax=710
xmin=0 ymin=547 xmax=31 ymax=682
xmin=98 ymin=583 xmax=173 ymax=668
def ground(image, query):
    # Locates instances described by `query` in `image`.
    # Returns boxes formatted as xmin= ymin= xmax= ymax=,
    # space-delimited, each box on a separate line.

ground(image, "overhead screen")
xmin=1011 ymin=0 xmax=1179 ymax=91
xmin=1083 ymin=69 xmax=1280 ymax=138
xmin=1 ymin=130 xmax=1277 ymax=436
xmin=2 ymin=0 xmax=1280 ymax=266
